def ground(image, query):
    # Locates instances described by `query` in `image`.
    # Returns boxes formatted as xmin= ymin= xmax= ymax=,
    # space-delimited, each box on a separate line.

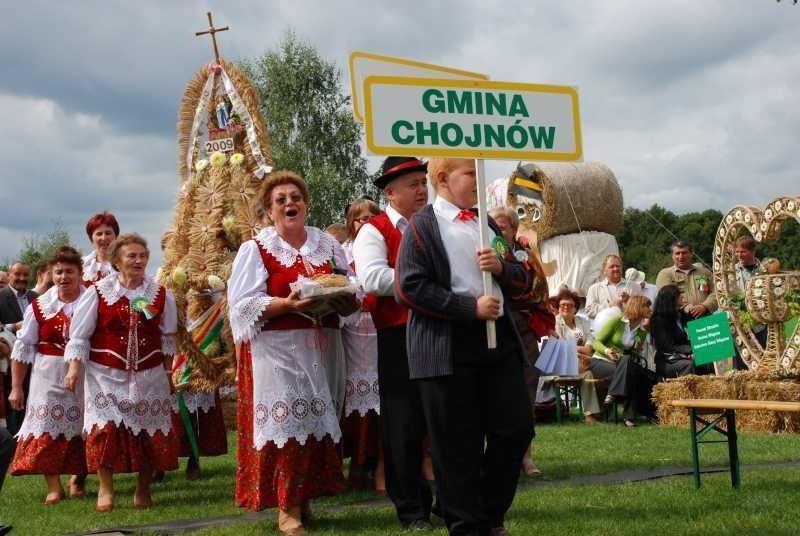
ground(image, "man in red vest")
xmin=352 ymin=156 xmax=433 ymax=531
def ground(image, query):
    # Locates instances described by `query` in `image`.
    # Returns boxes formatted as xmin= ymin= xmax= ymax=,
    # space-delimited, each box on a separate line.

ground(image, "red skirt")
xmin=85 ymin=421 xmax=179 ymax=473
xmin=172 ymin=394 xmax=229 ymax=457
xmin=235 ymin=343 xmax=345 ymax=511
xmin=11 ymin=433 xmax=87 ymax=475
xmin=339 ymin=409 xmax=380 ymax=466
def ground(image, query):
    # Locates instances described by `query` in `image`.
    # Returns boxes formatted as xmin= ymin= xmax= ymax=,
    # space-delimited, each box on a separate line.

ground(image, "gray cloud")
xmin=1 ymin=0 xmax=799 ymax=267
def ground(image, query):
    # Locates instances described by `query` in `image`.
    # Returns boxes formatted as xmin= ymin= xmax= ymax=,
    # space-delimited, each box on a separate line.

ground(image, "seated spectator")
xmin=590 ymin=295 xmax=656 ymax=427
xmin=624 ymin=268 xmax=658 ymax=304
xmin=650 ymin=284 xmax=712 ymax=378
xmin=585 ymin=255 xmax=628 ymax=320
xmin=553 ymin=288 xmax=602 ymax=423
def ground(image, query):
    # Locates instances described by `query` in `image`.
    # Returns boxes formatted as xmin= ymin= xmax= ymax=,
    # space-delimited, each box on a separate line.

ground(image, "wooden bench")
xmin=549 ymin=376 xmax=584 ymax=423
xmin=669 ymin=399 xmax=800 ymax=488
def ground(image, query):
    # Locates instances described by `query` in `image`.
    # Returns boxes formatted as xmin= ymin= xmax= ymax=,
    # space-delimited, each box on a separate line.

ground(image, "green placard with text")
xmin=687 ymin=312 xmax=736 ymax=365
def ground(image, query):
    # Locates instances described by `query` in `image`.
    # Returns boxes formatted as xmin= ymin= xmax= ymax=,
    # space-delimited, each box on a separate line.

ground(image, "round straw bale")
xmin=507 ymin=161 xmax=623 ymax=241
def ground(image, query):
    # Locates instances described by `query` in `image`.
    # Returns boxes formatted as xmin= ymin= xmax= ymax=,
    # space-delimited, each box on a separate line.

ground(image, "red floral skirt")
xmin=172 ymin=395 xmax=229 ymax=457
xmin=85 ymin=421 xmax=178 ymax=473
xmin=339 ymin=409 xmax=380 ymax=466
xmin=235 ymin=343 xmax=345 ymax=511
xmin=11 ymin=433 xmax=87 ymax=475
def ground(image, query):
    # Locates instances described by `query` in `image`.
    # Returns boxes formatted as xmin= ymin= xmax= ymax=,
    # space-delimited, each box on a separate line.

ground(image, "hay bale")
xmin=507 ymin=162 xmax=623 ymax=241
xmin=743 ymin=380 xmax=800 ymax=432
xmin=653 ymin=371 xmax=800 ymax=433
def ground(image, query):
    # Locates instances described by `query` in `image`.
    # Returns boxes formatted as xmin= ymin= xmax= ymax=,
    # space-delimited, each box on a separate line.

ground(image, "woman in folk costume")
xmin=488 ymin=206 xmax=553 ymax=478
xmin=339 ymin=198 xmax=384 ymax=493
xmin=65 ymin=233 xmax=178 ymax=512
xmin=227 ymin=170 xmax=357 ymax=535
xmin=81 ymin=211 xmax=119 ymax=286
xmin=7 ymin=247 xmax=87 ymax=504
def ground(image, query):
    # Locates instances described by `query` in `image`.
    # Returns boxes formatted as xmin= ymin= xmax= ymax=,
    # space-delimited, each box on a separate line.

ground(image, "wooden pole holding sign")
xmin=475 ymin=158 xmax=496 ymax=349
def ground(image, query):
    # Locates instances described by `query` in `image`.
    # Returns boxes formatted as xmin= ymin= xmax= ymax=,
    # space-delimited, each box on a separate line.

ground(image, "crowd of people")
xmin=0 ymin=158 xmax=762 ymax=536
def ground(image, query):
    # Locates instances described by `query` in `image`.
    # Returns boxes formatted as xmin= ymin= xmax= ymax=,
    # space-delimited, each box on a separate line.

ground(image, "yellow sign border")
xmin=363 ymin=76 xmax=582 ymax=161
xmin=348 ymin=51 xmax=488 ymax=123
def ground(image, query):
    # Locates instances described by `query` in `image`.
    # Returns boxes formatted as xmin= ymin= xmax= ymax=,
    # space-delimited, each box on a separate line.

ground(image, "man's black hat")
xmin=374 ymin=156 xmax=428 ymax=189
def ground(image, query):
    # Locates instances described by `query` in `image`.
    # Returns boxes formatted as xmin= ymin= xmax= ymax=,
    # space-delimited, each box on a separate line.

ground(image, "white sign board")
xmin=205 ymin=137 xmax=235 ymax=153
xmin=348 ymin=51 xmax=488 ymax=123
xmin=363 ymin=76 xmax=582 ymax=161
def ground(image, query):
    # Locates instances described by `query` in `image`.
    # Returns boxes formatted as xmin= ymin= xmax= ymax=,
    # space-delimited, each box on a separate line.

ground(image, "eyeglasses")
xmin=558 ymin=302 xmax=575 ymax=309
xmin=272 ymin=193 xmax=304 ymax=206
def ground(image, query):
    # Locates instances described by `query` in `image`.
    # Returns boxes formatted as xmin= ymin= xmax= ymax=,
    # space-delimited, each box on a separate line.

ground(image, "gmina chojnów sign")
xmin=363 ymin=76 xmax=582 ymax=161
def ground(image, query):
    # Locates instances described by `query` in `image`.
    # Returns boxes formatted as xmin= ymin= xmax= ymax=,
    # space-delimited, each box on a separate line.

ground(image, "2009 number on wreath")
xmin=205 ymin=137 xmax=235 ymax=153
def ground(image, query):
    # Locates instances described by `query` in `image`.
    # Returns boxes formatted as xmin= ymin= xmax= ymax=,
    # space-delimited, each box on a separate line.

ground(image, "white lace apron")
xmin=341 ymin=311 xmax=380 ymax=417
xmin=228 ymin=227 xmax=349 ymax=449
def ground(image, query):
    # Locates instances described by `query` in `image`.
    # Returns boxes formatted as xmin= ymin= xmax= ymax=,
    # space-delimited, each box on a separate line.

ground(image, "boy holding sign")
xmin=396 ymin=157 xmax=533 ymax=536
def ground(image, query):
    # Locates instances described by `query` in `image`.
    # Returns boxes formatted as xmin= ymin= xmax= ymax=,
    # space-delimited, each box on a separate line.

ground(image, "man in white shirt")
xmin=352 ymin=156 xmax=433 ymax=531
xmin=585 ymin=255 xmax=628 ymax=319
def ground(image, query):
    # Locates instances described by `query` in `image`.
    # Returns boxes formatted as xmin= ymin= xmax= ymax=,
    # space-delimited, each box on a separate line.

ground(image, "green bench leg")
xmin=688 ymin=408 xmax=740 ymax=489
xmin=725 ymin=409 xmax=741 ymax=488
xmin=689 ymin=408 xmax=701 ymax=489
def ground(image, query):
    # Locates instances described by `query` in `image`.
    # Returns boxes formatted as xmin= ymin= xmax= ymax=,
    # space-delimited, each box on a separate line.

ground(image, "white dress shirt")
xmin=432 ymin=197 xmax=503 ymax=313
xmin=585 ymin=278 xmax=627 ymax=318
xmin=352 ymin=204 xmax=408 ymax=297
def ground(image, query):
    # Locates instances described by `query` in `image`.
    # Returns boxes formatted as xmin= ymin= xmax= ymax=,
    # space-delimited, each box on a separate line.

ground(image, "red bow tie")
xmin=456 ymin=209 xmax=478 ymax=221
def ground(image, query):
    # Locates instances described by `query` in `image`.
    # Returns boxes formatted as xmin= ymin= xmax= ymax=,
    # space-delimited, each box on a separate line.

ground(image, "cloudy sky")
xmin=1 ymin=0 xmax=798 ymax=268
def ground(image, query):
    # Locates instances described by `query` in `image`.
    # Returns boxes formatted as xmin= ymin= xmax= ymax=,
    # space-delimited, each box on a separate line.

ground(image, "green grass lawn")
xmin=1 ymin=421 xmax=799 ymax=535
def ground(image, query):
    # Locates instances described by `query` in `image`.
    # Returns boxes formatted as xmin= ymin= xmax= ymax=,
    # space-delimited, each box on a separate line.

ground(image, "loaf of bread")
xmin=311 ymin=273 xmax=350 ymax=288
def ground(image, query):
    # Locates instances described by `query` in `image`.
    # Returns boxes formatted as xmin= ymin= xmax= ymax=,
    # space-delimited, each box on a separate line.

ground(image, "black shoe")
xmin=0 ymin=525 xmax=12 ymax=536
xmin=403 ymin=519 xmax=434 ymax=531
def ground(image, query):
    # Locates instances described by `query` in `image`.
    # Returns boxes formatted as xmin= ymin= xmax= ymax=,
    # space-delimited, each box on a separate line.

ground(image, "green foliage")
xmin=760 ymin=218 xmax=800 ymax=268
xmin=15 ymin=223 xmax=71 ymax=283
xmin=618 ymin=205 xmax=800 ymax=281
xmin=240 ymin=31 xmax=378 ymax=227
xmin=617 ymin=205 xmax=681 ymax=279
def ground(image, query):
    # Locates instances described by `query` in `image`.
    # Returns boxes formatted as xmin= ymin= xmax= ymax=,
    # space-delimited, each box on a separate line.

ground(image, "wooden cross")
xmin=195 ymin=11 xmax=229 ymax=64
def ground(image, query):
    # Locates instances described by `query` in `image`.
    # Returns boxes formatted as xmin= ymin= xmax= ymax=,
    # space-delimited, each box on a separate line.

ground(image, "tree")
xmin=240 ymin=32 xmax=377 ymax=227
xmin=618 ymin=205 xmax=724 ymax=280
xmin=14 ymin=224 xmax=71 ymax=285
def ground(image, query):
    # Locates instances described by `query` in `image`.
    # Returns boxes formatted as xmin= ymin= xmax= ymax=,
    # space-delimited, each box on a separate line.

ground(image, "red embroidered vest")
xmin=32 ymin=299 xmax=70 ymax=357
xmin=364 ymin=212 xmax=408 ymax=330
xmin=89 ymin=285 xmax=166 ymax=370
xmin=255 ymin=239 xmax=339 ymax=330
